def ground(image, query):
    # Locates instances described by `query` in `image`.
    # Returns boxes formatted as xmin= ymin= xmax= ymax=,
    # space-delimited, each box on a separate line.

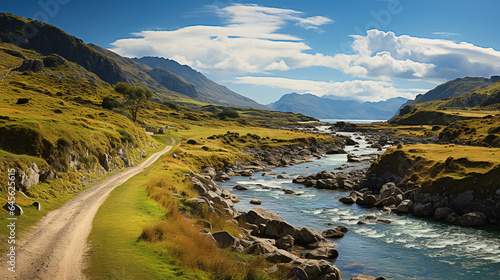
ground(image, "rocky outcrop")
xmin=14 ymin=59 xmax=44 ymax=72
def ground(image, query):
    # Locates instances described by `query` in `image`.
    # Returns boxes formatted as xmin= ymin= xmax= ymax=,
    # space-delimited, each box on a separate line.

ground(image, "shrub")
xmin=218 ymin=108 xmax=239 ymax=119
xmin=101 ymin=96 xmax=121 ymax=110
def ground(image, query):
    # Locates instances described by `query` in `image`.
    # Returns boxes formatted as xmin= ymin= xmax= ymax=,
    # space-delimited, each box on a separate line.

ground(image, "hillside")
xmin=412 ymin=76 xmax=500 ymax=105
xmin=135 ymin=56 xmax=269 ymax=110
xmin=269 ymin=92 xmax=408 ymax=120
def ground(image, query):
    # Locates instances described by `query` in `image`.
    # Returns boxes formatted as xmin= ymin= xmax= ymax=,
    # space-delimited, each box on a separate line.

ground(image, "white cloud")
xmin=110 ymin=4 xmax=332 ymax=75
xmin=432 ymin=32 xmax=461 ymax=37
xmin=232 ymin=76 xmax=424 ymax=102
xmin=335 ymin=30 xmax=500 ymax=81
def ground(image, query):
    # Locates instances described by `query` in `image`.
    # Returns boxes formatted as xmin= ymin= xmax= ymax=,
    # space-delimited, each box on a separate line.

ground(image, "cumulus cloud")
xmin=110 ymin=4 xmax=332 ymax=74
xmin=232 ymin=76 xmax=425 ymax=102
xmin=335 ymin=30 xmax=500 ymax=81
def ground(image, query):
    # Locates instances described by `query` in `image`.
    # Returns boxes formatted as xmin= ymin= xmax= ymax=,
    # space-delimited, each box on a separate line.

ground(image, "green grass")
xmin=85 ymin=153 xmax=205 ymax=280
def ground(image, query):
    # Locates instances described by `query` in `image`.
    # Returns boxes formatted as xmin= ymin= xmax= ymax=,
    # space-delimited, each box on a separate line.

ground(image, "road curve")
xmin=1 ymin=144 xmax=173 ymax=280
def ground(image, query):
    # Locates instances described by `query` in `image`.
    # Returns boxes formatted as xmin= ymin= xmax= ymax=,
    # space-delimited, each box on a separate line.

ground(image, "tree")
xmin=114 ymin=82 xmax=153 ymax=123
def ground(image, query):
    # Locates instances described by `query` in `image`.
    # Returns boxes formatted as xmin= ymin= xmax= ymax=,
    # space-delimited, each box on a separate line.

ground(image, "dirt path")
xmin=0 ymin=144 xmax=173 ymax=280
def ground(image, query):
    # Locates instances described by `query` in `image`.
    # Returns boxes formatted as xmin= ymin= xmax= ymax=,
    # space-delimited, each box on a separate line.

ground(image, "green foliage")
xmin=101 ymin=96 xmax=121 ymax=110
xmin=115 ymin=82 xmax=153 ymax=122
xmin=218 ymin=108 xmax=240 ymax=119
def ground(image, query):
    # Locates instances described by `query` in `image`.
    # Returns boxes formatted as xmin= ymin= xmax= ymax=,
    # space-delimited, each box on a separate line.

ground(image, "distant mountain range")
xmin=0 ymin=12 xmax=266 ymax=110
xmin=268 ymin=93 xmax=409 ymax=120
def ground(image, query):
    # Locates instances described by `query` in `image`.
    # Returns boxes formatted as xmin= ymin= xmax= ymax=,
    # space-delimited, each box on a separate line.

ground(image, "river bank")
xmin=212 ymin=131 xmax=500 ymax=279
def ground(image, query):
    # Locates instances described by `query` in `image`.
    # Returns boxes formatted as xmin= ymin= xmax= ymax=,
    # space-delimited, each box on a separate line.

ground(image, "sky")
xmin=3 ymin=0 xmax=500 ymax=104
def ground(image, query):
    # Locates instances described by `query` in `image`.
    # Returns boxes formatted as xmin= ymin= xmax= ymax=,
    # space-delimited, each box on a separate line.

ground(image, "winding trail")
xmin=1 ymin=144 xmax=173 ymax=280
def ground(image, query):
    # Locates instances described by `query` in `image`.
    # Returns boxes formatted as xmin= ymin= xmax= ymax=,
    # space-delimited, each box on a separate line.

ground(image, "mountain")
xmin=269 ymin=93 xmax=409 ymax=120
xmin=412 ymin=76 xmax=500 ymax=105
xmin=134 ymin=57 xmax=268 ymax=110
xmin=0 ymin=13 xmax=265 ymax=109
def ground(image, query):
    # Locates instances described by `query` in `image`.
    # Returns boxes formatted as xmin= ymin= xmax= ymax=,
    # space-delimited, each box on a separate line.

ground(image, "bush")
xmin=101 ymin=96 xmax=121 ymax=110
xmin=218 ymin=108 xmax=239 ymax=119
xmin=118 ymin=129 xmax=135 ymax=144
xmin=163 ymin=101 xmax=178 ymax=110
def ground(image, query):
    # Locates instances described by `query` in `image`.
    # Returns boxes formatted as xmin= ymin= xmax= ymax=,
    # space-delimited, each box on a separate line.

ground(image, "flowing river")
xmin=220 ymin=132 xmax=500 ymax=279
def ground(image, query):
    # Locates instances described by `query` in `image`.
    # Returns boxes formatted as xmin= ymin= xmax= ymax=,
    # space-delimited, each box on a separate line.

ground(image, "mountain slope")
xmin=0 ymin=13 xmax=128 ymax=85
xmin=412 ymin=76 xmax=500 ymax=104
xmin=134 ymin=57 xmax=268 ymax=110
xmin=269 ymin=93 xmax=408 ymax=120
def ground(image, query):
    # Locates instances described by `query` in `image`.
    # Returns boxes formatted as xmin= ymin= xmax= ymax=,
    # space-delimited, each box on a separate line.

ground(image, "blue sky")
xmin=3 ymin=0 xmax=500 ymax=104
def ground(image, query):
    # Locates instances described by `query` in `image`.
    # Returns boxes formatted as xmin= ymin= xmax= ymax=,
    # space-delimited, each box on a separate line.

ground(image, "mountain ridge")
xmin=269 ymin=92 xmax=408 ymax=120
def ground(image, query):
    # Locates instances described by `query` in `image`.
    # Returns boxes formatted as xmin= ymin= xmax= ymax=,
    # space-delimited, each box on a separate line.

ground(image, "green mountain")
xmin=269 ymin=93 xmax=408 ymax=120
xmin=134 ymin=57 xmax=268 ymax=110
xmin=0 ymin=13 xmax=265 ymax=109
xmin=412 ymin=76 xmax=500 ymax=104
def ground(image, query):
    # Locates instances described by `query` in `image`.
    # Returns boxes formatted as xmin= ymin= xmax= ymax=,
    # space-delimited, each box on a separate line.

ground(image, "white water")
xmin=220 ymin=132 xmax=500 ymax=279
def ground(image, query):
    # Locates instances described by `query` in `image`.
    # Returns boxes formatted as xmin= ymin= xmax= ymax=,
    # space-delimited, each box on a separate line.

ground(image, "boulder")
xmin=233 ymin=185 xmax=249 ymax=191
xmin=446 ymin=212 xmax=459 ymax=224
xmin=295 ymin=227 xmax=324 ymax=245
xmin=246 ymin=239 xmax=278 ymax=255
xmin=241 ymin=207 xmax=286 ymax=224
xmin=202 ymin=167 xmax=216 ymax=178
xmin=396 ymin=200 xmax=413 ymax=214
xmin=212 ymin=231 xmax=237 ymax=248
xmin=457 ymin=212 xmax=487 ymax=227
xmin=286 ymin=266 xmax=308 ymax=280
xmin=305 ymin=247 xmax=339 ymax=261
xmin=250 ymin=199 xmax=262 ymax=205
xmin=265 ymin=249 xmax=299 ymax=263
xmin=15 ymin=59 xmax=45 ymax=72
xmin=412 ymin=202 xmax=434 ymax=217
xmin=339 ymin=196 xmax=356 ymax=204
xmin=214 ymin=172 xmax=230 ymax=182
xmin=276 ymin=234 xmax=295 ymax=250
xmin=187 ymin=197 xmax=210 ymax=213
xmin=264 ymin=220 xmax=297 ymax=239
xmin=335 ymin=226 xmax=348 ymax=233
xmin=357 ymin=195 xmax=378 ymax=208
xmin=300 ymin=260 xmax=341 ymax=280
xmin=229 ymin=194 xmax=240 ymax=203
xmin=380 ymin=182 xmax=400 ymax=199
xmin=190 ymin=177 xmax=208 ymax=195
xmin=434 ymin=207 xmax=455 ymax=221
xmin=321 ymin=229 xmax=344 ymax=239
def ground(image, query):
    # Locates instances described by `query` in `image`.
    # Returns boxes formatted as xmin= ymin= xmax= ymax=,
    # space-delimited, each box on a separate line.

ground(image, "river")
xmin=219 ymin=132 xmax=500 ymax=279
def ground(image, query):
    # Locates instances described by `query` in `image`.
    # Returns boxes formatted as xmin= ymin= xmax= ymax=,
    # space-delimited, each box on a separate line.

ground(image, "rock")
xmin=295 ymin=227 xmax=324 ymax=245
xmin=394 ymin=194 xmax=403 ymax=206
xmin=241 ymin=207 xmax=286 ymax=224
xmin=32 ymin=201 xmax=42 ymax=211
xmin=446 ymin=212 xmax=460 ymax=224
xmin=305 ymin=247 xmax=339 ymax=261
xmin=286 ymin=266 xmax=308 ymax=280
xmin=212 ymin=231 xmax=237 ymax=248
xmin=339 ymin=196 xmax=356 ymax=204
xmin=3 ymin=203 xmax=23 ymax=216
xmin=322 ymin=229 xmax=344 ymax=239
xmin=357 ymin=195 xmax=378 ymax=207
xmin=265 ymin=249 xmax=299 ymax=263
xmin=377 ymin=219 xmax=391 ymax=224
xmin=264 ymin=220 xmax=297 ymax=240
xmin=15 ymin=59 xmax=45 ymax=72
xmin=18 ymin=163 xmax=40 ymax=190
xmin=457 ymin=212 xmax=487 ymax=227
xmin=187 ymin=197 xmax=210 ymax=213
xmin=277 ymin=174 xmax=288 ymax=179
xmin=229 ymin=194 xmax=240 ymax=203
xmin=335 ymin=226 xmax=348 ymax=233
xmin=240 ymin=170 xmax=254 ymax=176
xmin=202 ymin=167 xmax=216 ymax=178
xmin=276 ymin=234 xmax=295 ymax=250
xmin=326 ymin=148 xmax=345 ymax=154
xmin=250 ymin=199 xmax=262 ymax=205
xmin=214 ymin=172 xmax=230 ymax=182
xmin=300 ymin=260 xmax=341 ymax=280
xmin=396 ymin=200 xmax=413 ymax=214
xmin=434 ymin=207 xmax=455 ymax=221
xmin=412 ymin=202 xmax=434 ymax=217
xmin=246 ymin=239 xmax=278 ymax=255
xmin=379 ymin=182 xmax=400 ymax=199
xmin=187 ymin=139 xmax=197 ymax=145
xmin=233 ymin=185 xmax=249 ymax=191
xmin=196 ymin=219 xmax=212 ymax=229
